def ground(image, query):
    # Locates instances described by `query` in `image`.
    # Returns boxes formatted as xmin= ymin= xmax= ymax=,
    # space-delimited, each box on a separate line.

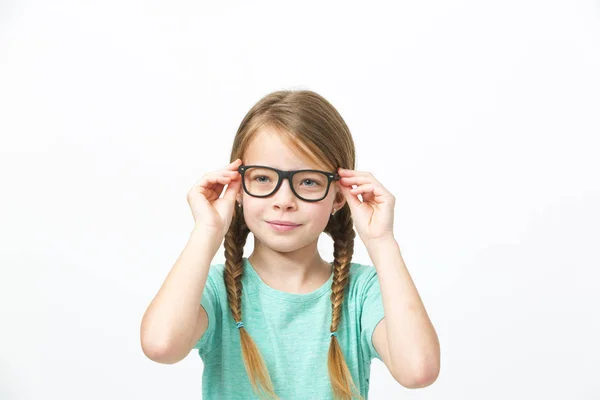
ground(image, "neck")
xmin=248 ymin=238 xmax=332 ymax=293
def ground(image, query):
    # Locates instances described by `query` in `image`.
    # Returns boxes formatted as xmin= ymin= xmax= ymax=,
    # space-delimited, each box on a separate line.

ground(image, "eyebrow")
xmin=245 ymin=164 xmax=329 ymax=171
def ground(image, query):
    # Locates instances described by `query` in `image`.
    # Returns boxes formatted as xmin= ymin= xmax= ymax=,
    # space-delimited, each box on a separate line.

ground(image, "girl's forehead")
xmin=243 ymin=131 xmax=329 ymax=170
xmin=242 ymin=151 xmax=329 ymax=171
xmin=243 ymin=159 xmax=326 ymax=171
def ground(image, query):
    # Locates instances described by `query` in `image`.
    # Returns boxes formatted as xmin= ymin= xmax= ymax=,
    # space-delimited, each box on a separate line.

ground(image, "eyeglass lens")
xmin=243 ymin=167 xmax=329 ymax=200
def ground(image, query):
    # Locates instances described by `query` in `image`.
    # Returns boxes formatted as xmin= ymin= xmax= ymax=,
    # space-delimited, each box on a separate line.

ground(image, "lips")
xmin=267 ymin=221 xmax=301 ymax=232
xmin=267 ymin=220 xmax=300 ymax=226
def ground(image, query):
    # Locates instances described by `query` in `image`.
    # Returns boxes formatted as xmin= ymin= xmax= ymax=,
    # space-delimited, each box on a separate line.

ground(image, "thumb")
xmin=223 ymin=178 xmax=241 ymax=203
xmin=337 ymin=181 xmax=361 ymax=211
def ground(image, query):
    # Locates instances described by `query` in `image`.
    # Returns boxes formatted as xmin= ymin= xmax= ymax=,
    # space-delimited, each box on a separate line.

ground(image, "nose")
xmin=272 ymin=177 xmax=297 ymax=211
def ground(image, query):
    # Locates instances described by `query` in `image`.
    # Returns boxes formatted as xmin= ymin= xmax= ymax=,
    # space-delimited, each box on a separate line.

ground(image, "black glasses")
xmin=238 ymin=165 xmax=340 ymax=202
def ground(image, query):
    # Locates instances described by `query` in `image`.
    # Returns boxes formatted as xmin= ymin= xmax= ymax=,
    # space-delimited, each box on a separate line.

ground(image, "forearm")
xmin=366 ymin=237 xmax=440 ymax=383
xmin=140 ymin=226 xmax=222 ymax=354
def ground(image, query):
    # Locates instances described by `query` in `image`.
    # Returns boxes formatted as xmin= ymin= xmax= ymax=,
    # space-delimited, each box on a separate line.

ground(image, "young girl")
xmin=141 ymin=90 xmax=440 ymax=399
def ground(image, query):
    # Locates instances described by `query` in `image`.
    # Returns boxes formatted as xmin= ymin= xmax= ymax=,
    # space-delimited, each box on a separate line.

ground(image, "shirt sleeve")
xmin=193 ymin=266 xmax=222 ymax=355
xmin=360 ymin=266 xmax=386 ymax=362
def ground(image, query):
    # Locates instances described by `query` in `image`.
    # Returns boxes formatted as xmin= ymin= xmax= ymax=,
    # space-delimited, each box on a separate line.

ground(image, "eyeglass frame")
xmin=237 ymin=164 xmax=341 ymax=202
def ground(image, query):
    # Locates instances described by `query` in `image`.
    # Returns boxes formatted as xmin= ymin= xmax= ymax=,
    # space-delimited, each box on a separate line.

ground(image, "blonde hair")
xmin=224 ymin=89 xmax=363 ymax=399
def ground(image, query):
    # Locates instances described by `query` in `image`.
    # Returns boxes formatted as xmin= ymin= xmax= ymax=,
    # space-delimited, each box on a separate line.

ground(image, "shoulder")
xmin=346 ymin=261 xmax=379 ymax=298
xmin=207 ymin=262 xmax=226 ymax=279
xmin=203 ymin=263 xmax=227 ymax=296
xmin=348 ymin=261 xmax=378 ymax=285
xmin=204 ymin=261 xmax=248 ymax=293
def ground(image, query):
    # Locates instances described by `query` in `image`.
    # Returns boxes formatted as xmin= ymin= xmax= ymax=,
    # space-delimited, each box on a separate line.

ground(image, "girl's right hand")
xmin=186 ymin=158 xmax=243 ymax=238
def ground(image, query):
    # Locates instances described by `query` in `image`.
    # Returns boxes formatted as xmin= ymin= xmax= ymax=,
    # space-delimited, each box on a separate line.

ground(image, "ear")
xmin=332 ymin=184 xmax=346 ymax=212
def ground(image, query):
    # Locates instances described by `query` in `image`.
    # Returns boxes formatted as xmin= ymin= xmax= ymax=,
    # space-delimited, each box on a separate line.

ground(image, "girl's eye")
xmin=255 ymin=175 xmax=271 ymax=183
xmin=301 ymin=179 xmax=320 ymax=187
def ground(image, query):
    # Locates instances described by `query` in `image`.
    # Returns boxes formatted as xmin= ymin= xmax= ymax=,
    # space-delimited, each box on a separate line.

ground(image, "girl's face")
xmin=236 ymin=129 xmax=346 ymax=253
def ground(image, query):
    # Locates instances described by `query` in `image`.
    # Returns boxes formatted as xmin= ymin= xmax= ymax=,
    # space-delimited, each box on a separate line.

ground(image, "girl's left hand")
xmin=335 ymin=168 xmax=396 ymax=245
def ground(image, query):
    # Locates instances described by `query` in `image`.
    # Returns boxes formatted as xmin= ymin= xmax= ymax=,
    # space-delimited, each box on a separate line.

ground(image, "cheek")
xmin=241 ymin=202 xmax=265 ymax=225
xmin=307 ymin=206 xmax=333 ymax=228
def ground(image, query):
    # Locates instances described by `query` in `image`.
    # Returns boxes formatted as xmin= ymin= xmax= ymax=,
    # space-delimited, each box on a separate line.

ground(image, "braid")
xmin=324 ymin=205 xmax=364 ymax=400
xmin=224 ymin=206 xmax=248 ymax=323
xmin=224 ymin=206 xmax=278 ymax=399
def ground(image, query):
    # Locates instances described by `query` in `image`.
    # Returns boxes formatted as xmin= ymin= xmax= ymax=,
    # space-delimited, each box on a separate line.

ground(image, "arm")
xmin=367 ymin=237 xmax=441 ymax=388
xmin=140 ymin=226 xmax=222 ymax=364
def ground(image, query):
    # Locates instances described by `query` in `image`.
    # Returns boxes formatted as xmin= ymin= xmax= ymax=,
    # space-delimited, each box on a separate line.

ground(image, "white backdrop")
xmin=1 ymin=1 xmax=599 ymax=399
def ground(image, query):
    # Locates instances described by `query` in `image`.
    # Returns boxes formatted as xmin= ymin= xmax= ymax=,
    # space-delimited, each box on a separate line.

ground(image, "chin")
xmin=253 ymin=225 xmax=315 ymax=252
xmin=255 ymin=236 xmax=302 ymax=253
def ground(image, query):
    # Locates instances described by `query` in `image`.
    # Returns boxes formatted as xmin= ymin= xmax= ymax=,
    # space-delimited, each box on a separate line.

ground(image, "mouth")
xmin=267 ymin=221 xmax=301 ymax=231
xmin=267 ymin=220 xmax=300 ymax=226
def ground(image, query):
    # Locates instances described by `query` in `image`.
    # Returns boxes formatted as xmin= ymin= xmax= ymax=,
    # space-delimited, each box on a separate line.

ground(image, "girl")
xmin=140 ymin=90 xmax=440 ymax=399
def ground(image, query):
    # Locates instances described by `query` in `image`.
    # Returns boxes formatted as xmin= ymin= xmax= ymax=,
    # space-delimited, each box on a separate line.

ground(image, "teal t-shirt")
xmin=194 ymin=257 xmax=386 ymax=399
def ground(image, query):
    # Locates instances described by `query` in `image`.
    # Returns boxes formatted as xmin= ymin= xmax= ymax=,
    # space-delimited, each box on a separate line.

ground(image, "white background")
xmin=1 ymin=1 xmax=599 ymax=399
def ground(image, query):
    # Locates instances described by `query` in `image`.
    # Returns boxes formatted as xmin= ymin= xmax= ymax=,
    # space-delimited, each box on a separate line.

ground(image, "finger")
xmin=338 ymin=168 xmax=369 ymax=176
xmin=339 ymin=176 xmax=371 ymax=186
xmin=223 ymin=178 xmax=241 ymax=202
xmin=350 ymin=183 xmax=375 ymax=194
xmin=219 ymin=170 xmax=240 ymax=178
xmin=350 ymin=184 xmax=386 ymax=202
xmin=360 ymin=191 xmax=375 ymax=204
xmin=201 ymin=174 xmax=232 ymax=183
xmin=204 ymin=171 xmax=239 ymax=184
xmin=200 ymin=175 xmax=232 ymax=189
xmin=196 ymin=172 xmax=225 ymax=185
xmin=336 ymin=181 xmax=361 ymax=209
xmin=225 ymin=158 xmax=243 ymax=170
xmin=197 ymin=185 xmax=220 ymax=201
xmin=339 ymin=170 xmax=377 ymax=185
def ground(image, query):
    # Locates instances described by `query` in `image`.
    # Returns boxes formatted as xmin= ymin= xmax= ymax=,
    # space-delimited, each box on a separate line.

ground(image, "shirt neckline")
xmin=243 ymin=257 xmax=334 ymax=302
